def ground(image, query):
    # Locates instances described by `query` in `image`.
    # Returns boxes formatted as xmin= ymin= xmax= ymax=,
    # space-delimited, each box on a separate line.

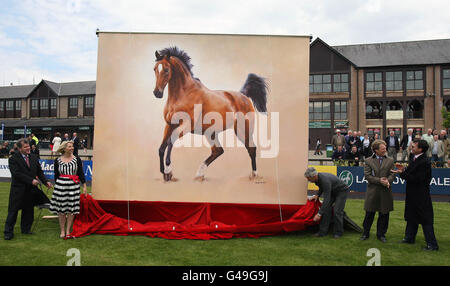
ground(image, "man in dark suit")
xmin=4 ymin=139 xmax=53 ymax=240
xmin=392 ymin=139 xmax=439 ymax=251
xmin=72 ymin=132 xmax=80 ymax=156
xmin=305 ymin=167 xmax=349 ymax=239
xmin=384 ymin=130 xmax=400 ymax=162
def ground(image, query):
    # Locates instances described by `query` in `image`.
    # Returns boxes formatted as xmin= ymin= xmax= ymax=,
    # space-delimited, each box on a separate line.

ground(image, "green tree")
xmin=442 ymin=107 xmax=450 ymax=129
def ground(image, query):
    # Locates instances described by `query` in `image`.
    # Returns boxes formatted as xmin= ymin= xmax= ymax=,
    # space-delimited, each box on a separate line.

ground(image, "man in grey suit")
xmin=361 ymin=139 xmax=395 ymax=243
xmin=305 ymin=167 xmax=349 ymax=238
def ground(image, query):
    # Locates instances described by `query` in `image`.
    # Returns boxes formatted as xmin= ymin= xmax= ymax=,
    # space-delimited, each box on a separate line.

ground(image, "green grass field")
xmin=0 ymin=182 xmax=449 ymax=266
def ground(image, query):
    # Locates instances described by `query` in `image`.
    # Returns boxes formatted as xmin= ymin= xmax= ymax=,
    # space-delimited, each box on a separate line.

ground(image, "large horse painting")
xmin=153 ymin=47 xmax=268 ymax=182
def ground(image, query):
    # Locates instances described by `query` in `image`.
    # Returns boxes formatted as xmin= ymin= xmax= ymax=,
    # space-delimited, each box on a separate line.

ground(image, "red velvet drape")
xmin=71 ymin=194 xmax=320 ymax=240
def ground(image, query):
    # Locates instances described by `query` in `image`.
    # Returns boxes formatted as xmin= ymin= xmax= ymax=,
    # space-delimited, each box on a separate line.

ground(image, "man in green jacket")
xmin=361 ymin=139 xmax=395 ymax=243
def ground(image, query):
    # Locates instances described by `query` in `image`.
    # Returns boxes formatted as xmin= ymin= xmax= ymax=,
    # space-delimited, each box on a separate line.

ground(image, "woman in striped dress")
xmin=49 ymin=141 xmax=87 ymax=238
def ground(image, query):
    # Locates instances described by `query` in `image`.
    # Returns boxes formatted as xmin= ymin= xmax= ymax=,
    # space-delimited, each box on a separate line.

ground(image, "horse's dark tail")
xmin=240 ymin=73 xmax=268 ymax=113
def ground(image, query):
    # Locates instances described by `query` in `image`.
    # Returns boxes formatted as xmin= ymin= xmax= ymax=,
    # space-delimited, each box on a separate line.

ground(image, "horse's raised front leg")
xmin=159 ymin=124 xmax=175 ymax=181
xmin=195 ymin=132 xmax=224 ymax=181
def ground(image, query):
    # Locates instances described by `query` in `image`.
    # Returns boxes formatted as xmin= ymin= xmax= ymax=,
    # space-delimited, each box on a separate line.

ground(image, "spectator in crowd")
xmin=361 ymin=139 xmax=395 ymax=243
xmin=9 ymin=143 xmax=18 ymax=156
xmin=305 ymin=167 xmax=349 ymax=239
xmin=362 ymin=133 xmax=373 ymax=159
xmin=439 ymin=130 xmax=449 ymax=162
xmin=400 ymin=129 xmax=414 ymax=162
xmin=72 ymin=132 xmax=80 ymax=156
xmin=373 ymin=133 xmax=380 ymax=141
xmin=31 ymin=133 xmax=39 ymax=147
xmin=3 ymin=139 xmax=53 ymax=240
xmin=354 ymin=131 xmax=363 ymax=152
xmin=345 ymin=130 xmax=356 ymax=151
xmin=62 ymin=133 xmax=70 ymax=142
xmin=385 ymin=130 xmax=400 ymax=162
xmin=421 ymin=128 xmax=434 ymax=158
xmin=392 ymin=139 xmax=439 ymax=251
xmin=332 ymin=145 xmax=346 ymax=161
xmin=82 ymin=136 xmax=88 ymax=153
xmin=30 ymin=144 xmax=40 ymax=159
xmin=346 ymin=145 xmax=361 ymax=166
xmin=52 ymin=132 xmax=62 ymax=157
xmin=27 ymin=135 xmax=37 ymax=149
xmin=430 ymin=134 xmax=445 ymax=167
xmin=314 ymin=138 xmax=322 ymax=156
xmin=0 ymin=142 xmax=9 ymax=158
xmin=331 ymin=129 xmax=345 ymax=150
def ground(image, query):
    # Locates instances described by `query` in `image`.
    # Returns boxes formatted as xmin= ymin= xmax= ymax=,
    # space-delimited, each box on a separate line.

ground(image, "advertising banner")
xmin=335 ymin=166 xmax=450 ymax=195
xmin=0 ymin=159 xmax=93 ymax=182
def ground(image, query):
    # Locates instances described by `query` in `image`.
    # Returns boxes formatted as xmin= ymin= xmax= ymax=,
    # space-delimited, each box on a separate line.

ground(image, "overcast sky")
xmin=1 ymin=0 xmax=450 ymax=86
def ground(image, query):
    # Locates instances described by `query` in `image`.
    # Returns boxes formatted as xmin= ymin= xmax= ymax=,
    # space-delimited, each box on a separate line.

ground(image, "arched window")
xmin=366 ymin=101 xmax=383 ymax=119
xmin=406 ymin=99 xmax=423 ymax=119
xmin=386 ymin=100 xmax=402 ymax=111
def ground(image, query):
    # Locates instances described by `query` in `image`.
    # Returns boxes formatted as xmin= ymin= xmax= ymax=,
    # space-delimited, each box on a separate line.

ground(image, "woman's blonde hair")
xmin=57 ymin=140 xmax=74 ymax=154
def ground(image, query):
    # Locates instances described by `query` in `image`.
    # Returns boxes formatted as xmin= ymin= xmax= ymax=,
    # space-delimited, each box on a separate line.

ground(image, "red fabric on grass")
xmin=71 ymin=194 xmax=320 ymax=240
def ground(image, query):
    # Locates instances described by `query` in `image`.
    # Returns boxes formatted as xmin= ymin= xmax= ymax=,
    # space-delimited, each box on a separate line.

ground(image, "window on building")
xmin=40 ymin=99 xmax=48 ymax=110
xmin=406 ymin=99 xmax=423 ymax=119
xmin=443 ymin=69 xmax=450 ymax=89
xmin=31 ymin=99 xmax=39 ymax=110
xmin=50 ymin=98 xmax=57 ymax=117
xmin=309 ymin=101 xmax=331 ymax=120
xmin=0 ymin=101 xmax=4 ymax=118
xmin=310 ymin=73 xmax=349 ymax=93
xmin=6 ymin=101 xmax=14 ymax=111
xmin=69 ymin=97 xmax=78 ymax=117
xmin=406 ymin=70 xmax=423 ymax=90
xmin=386 ymin=71 xmax=403 ymax=91
xmin=31 ymin=99 xmax=39 ymax=117
xmin=334 ymin=101 xmax=347 ymax=120
xmin=310 ymin=74 xmax=332 ymax=93
xmin=84 ymin=96 xmax=95 ymax=116
xmin=5 ymin=100 xmax=14 ymax=118
xmin=366 ymin=101 xmax=383 ymax=119
xmin=69 ymin=97 xmax=78 ymax=109
xmin=15 ymin=100 xmax=21 ymax=118
xmin=40 ymin=99 xmax=49 ymax=117
xmin=366 ymin=72 xmax=382 ymax=91
xmin=333 ymin=74 xmax=349 ymax=92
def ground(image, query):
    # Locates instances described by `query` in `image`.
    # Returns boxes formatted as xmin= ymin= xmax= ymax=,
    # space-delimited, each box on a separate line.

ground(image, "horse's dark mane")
xmin=157 ymin=46 xmax=194 ymax=77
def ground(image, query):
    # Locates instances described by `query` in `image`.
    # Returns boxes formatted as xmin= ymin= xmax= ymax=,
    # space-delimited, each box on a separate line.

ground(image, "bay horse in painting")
xmin=153 ymin=46 xmax=268 ymax=182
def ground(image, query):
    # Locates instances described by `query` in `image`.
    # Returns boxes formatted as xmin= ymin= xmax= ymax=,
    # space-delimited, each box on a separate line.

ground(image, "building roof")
xmin=43 ymin=80 xmax=96 ymax=96
xmin=0 ymin=80 xmax=96 ymax=99
xmin=0 ymin=84 xmax=36 ymax=99
xmin=333 ymin=39 xmax=450 ymax=68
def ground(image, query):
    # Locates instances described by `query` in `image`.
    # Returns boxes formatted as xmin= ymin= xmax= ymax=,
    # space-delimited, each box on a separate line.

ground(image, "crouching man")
xmin=305 ymin=167 xmax=349 ymax=239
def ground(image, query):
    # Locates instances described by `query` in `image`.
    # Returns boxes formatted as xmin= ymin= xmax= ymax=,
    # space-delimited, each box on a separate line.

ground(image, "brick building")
xmin=0 ymin=79 xmax=95 ymax=147
xmin=309 ymin=38 xmax=450 ymax=149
